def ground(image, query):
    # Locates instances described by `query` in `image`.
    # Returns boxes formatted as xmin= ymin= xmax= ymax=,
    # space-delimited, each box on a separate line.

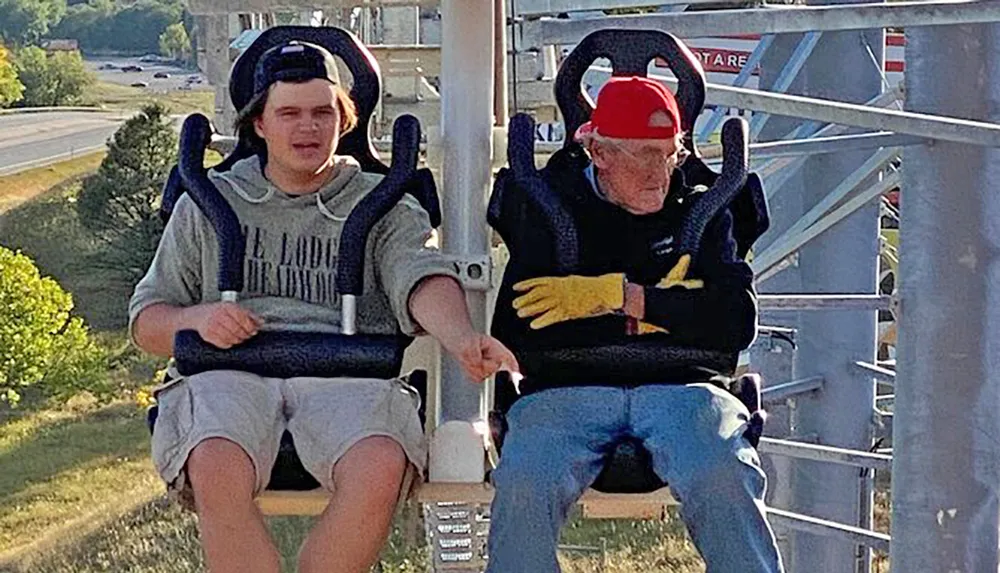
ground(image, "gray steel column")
xmin=438 ymin=0 xmax=494 ymax=423
xmin=756 ymin=31 xmax=809 ymax=569
xmin=789 ymin=6 xmax=882 ymax=573
xmin=756 ymin=3 xmax=883 ymax=571
xmin=890 ymin=22 xmax=1000 ymax=573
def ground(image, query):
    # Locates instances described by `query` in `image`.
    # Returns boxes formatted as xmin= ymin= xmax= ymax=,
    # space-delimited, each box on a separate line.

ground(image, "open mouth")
xmin=292 ymin=142 xmax=321 ymax=151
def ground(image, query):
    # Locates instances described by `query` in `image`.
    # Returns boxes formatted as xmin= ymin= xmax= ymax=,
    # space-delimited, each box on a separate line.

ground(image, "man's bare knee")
xmin=333 ymin=436 xmax=407 ymax=501
xmin=187 ymin=438 xmax=257 ymax=510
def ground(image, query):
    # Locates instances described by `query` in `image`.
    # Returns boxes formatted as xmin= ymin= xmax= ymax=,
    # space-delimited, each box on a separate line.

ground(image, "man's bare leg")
xmin=298 ymin=436 xmax=407 ymax=573
xmin=187 ymin=438 xmax=281 ymax=573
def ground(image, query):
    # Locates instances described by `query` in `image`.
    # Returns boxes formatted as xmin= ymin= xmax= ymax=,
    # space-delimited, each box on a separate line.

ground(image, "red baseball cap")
xmin=574 ymin=76 xmax=681 ymax=141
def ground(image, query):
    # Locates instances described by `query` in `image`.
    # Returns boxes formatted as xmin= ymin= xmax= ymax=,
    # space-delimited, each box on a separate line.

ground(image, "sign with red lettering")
xmin=655 ymin=48 xmax=759 ymax=75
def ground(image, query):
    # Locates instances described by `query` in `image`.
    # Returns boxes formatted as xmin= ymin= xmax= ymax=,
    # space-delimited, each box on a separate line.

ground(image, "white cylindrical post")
xmin=431 ymin=0 xmax=495 ymax=483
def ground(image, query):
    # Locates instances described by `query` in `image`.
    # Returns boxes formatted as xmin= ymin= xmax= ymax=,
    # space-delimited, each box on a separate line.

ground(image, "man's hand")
xmin=443 ymin=333 xmax=521 ymax=382
xmin=191 ymin=302 xmax=263 ymax=349
xmin=512 ymin=273 xmax=624 ymax=329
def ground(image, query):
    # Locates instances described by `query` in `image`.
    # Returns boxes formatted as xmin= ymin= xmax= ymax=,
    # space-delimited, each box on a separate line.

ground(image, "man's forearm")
xmin=641 ymin=285 xmax=757 ymax=351
xmin=133 ymin=303 xmax=199 ymax=358
xmin=408 ymin=275 xmax=476 ymax=352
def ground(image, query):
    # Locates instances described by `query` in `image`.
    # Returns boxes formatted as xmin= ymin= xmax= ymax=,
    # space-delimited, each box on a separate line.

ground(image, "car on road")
xmin=130 ymin=81 xmax=149 ymax=88
xmin=98 ymin=63 xmax=117 ymax=70
xmin=153 ymin=72 xmax=170 ymax=79
xmin=121 ymin=65 xmax=144 ymax=73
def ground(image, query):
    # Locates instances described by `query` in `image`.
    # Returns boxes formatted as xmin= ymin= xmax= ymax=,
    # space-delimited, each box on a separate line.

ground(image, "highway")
xmin=0 ymin=111 xmax=127 ymax=175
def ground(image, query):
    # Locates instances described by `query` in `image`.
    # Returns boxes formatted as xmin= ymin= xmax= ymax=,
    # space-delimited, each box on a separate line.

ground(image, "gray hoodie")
xmin=128 ymin=155 xmax=458 ymax=343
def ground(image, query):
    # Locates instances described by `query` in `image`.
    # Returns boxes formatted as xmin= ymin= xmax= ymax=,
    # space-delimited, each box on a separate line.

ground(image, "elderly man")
xmin=486 ymin=76 xmax=784 ymax=573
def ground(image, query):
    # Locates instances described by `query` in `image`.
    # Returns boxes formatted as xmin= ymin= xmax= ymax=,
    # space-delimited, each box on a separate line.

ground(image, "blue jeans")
xmin=486 ymin=384 xmax=784 ymax=573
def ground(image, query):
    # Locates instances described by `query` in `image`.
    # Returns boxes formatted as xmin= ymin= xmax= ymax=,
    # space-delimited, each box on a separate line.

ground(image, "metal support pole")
xmin=528 ymin=0 xmax=1000 ymax=46
xmin=758 ymin=438 xmax=892 ymax=471
xmin=890 ymin=21 xmax=1000 ymax=573
xmin=767 ymin=508 xmax=891 ymax=553
xmin=772 ymin=7 xmax=883 ymax=572
xmin=763 ymin=376 xmax=825 ymax=403
xmin=646 ymin=74 xmax=1000 ymax=147
xmin=758 ymin=294 xmax=892 ymax=311
xmin=435 ymin=0 xmax=493 ymax=436
xmin=750 ymin=31 xmax=822 ymax=139
xmin=753 ymin=31 xmax=811 ymax=568
xmin=493 ymin=0 xmax=509 ymax=127
xmin=700 ymin=132 xmax=921 ymax=161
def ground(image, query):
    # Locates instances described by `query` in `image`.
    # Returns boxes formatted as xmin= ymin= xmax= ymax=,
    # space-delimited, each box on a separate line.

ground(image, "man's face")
xmin=591 ymin=136 xmax=685 ymax=215
xmin=254 ymin=79 xmax=341 ymax=176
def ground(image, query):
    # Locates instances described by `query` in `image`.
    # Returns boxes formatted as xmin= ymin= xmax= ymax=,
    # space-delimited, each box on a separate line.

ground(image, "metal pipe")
xmin=750 ymin=31 xmax=822 ymax=139
xmin=891 ymin=21 xmax=1000 ymax=571
xmin=756 ymin=88 xmax=903 ymax=194
xmin=758 ymin=294 xmax=892 ymax=311
xmin=439 ymin=0 xmax=493 ymax=422
xmin=766 ymin=508 xmax=891 ymax=553
xmin=698 ymin=34 xmax=775 ymax=143
xmin=758 ymin=437 xmax=892 ymax=471
xmin=341 ymin=294 xmax=357 ymax=335
xmin=762 ymin=376 xmax=825 ymax=403
xmin=586 ymin=63 xmax=1000 ymax=147
xmin=741 ymin=132 xmax=920 ymax=159
xmin=493 ymin=0 xmax=509 ymax=127
xmin=678 ymin=78 xmax=1000 ymax=147
xmin=855 ymin=361 xmax=896 ymax=385
xmin=753 ymin=147 xmax=899 ymax=270
xmin=528 ymin=0 xmax=1000 ymax=46
xmin=755 ymin=171 xmax=901 ymax=282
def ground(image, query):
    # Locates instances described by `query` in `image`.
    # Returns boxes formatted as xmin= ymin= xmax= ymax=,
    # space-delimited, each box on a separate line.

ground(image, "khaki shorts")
xmin=151 ymin=370 xmax=426 ymax=510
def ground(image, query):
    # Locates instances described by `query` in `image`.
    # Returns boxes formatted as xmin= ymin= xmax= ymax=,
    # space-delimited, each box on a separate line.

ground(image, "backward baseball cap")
xmin=245 ymin=40 xmax=341 ymax=111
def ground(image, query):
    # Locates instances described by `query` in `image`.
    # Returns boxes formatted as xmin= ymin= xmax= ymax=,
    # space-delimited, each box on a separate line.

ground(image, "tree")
xmin=108 ymin=0 xmax=181 ymax=53
xmin=14 ymin=45 xmax=93 ymax=106
xmin=0 ymin=0 xmax=66 ymax=47
xmin=158 ymin=21 xmax=189 ymax=61
xmin=49 ymin=0 xmax=112 ymax=51
xmin=0 ymin=246 xmax=106 ymax=406
xmin=76 ymin=104 xmax=176 ymax=286
xmin=0 ymin=42 xmax=23 ymax=107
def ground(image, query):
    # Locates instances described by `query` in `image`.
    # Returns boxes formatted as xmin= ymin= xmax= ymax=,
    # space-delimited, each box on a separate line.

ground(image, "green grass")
xmin=87 ymin=81 xmax=215 ymax=116
xmin=0 ymin=152 xmax=106 ymax=215
xmin=0 ymin=180 xmax=130 ymax=329
xmin=0 ymin=401 xmax=162 ymax=569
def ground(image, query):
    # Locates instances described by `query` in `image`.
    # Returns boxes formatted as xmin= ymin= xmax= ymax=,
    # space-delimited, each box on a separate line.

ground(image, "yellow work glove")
xmin=513 ymin=273 xmax=624 ymax=330
xmin=637 ymin=321 xmax=667 ymax=335
xmin=655 ymin=254 xmax=704 ymax=290
xmin=633 ymin=255 xmax=703 ymax=336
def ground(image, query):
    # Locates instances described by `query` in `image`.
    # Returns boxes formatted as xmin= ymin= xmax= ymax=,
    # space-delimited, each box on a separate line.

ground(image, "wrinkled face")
xmin=254 ymin=79 xmax=341 ymax=176
xmin=590 ymin=136 xmax=686 ymax=215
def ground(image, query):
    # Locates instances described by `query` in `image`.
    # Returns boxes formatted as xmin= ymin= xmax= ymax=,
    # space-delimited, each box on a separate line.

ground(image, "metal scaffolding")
xmin=182 ymin=1 xmax=1000 ymax=571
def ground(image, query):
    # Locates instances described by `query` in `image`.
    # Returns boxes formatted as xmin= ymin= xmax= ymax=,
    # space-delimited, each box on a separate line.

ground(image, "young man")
xmin=129 ymin=41 xmax=517 ymax=573
xmin=487 ymin=76 xmax=784 ymax=572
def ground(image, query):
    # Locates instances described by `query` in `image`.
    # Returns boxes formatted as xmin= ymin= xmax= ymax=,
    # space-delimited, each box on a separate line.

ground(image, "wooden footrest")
xmin=256 ymin=483 xmax=677 ymax=519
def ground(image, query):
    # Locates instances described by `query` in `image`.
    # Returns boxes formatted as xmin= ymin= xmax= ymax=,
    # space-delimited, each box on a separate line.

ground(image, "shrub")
xmin=0 ymin=246 xmax=107 ymax=406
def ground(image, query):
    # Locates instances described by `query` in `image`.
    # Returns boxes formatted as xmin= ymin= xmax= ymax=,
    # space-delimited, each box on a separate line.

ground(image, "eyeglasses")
xmin=607 ymin=141 xmax=690 ymax=171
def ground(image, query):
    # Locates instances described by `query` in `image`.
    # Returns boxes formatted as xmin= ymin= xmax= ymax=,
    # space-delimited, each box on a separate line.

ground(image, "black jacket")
xmin=491 ymin=144 xmax=757 ymax=390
